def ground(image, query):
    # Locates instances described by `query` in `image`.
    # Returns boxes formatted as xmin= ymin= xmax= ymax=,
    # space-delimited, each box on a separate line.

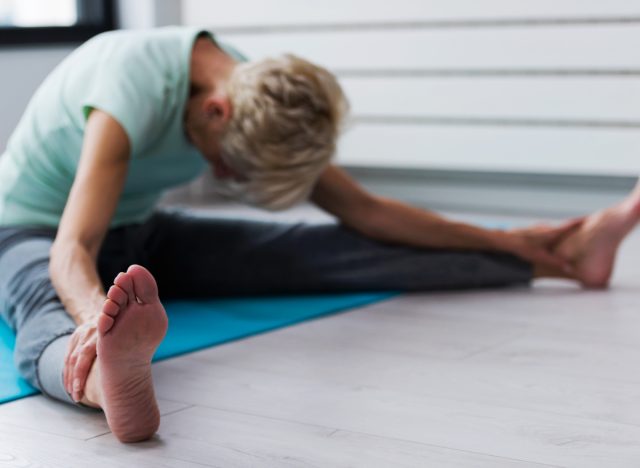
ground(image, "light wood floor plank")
xmin=177 ymin=320 xmax=640 ymax=429
xmin=151 ymin=353 xmax=640 ymax=467
xmin=0 ymin=423 xmax=205 ymax=468
xmin=89 ymin=405 xmax=556 ymax=468
xmin=0 ymin=395 xmax=190 ymax=440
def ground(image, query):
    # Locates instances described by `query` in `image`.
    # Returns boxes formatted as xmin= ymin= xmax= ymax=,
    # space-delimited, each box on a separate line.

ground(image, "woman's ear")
xmin=203 ymin=94 xmax=231 ymax=130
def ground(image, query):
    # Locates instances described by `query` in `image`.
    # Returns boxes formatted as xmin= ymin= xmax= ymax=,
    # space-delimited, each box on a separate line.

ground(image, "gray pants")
xmin=0 ymin=209 xmax=531 ymax=405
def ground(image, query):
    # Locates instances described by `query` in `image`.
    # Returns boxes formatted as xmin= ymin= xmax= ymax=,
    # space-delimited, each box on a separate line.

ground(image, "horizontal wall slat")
xmin=342 ymin=166 xmax=636 ymax=217
xmin=183 ymin=2 xmax=640 ymax=177
xmin=342 ymin=78 xmax=640 ymax=122
xmin=219 ymin=26 xmax=640 ymax=69
xmin=184 ymin=0 xmax=640 ymax=28
xmin=337 ymin=125 xmax=640 ymax=176
xmin=335 ymin=69 xmax=640 ymax=78
xmin=352 ymin=116 xmax=640 ymax=130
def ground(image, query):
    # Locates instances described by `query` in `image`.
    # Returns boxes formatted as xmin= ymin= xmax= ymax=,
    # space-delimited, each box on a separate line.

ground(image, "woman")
xmin=0 ymin=26 xmax=636 ymax=442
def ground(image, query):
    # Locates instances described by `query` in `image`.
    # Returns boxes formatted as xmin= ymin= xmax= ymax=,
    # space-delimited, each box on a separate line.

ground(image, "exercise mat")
xmin=0 ymin=292 xmax=396 ymax=404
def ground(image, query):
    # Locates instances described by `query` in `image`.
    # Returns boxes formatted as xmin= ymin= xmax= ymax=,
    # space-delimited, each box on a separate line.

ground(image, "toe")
xmin=97 ymin=313 xmax=115 ymax=335
xmin=107 ymin=285 xmax=128 ymax=308
xmin=102 ymin=299 xmax=120 ymax=317
xmin=127 ymin=265 xmax=159 ymax=304
xmin=114 ymin=272 xmax=136 ymax=304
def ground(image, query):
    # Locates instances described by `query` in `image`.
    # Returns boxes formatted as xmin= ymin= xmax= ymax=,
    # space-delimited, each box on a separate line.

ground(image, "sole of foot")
xmin=95 ymin=264 xmax=168 ymax=443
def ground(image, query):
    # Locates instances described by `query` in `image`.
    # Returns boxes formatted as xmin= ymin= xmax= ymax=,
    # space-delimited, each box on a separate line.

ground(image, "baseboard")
xmin=342 ymin=166 xmax=638 ymax=217
xmin=161 ymin=166 xmax=638 ymax=218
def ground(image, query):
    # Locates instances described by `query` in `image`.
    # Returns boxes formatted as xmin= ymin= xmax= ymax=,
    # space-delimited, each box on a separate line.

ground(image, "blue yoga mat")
xmin=0 ymin=292 xmax=395 ymax=404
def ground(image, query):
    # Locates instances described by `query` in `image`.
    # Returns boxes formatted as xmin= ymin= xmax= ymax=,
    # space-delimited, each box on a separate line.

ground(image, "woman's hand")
xmin=63 ymin=316 xmax=99 ymax=402
xmin=499 ymin=218 xmax=584 ymax=271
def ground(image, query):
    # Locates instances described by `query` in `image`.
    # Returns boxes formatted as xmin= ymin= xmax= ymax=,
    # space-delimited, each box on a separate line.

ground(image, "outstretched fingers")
xmin=63 ymin=332 xmax=80 ymax=396
xmin=531 ymin=248 xmax=572 ymax=273
xmin=549 ymin=217 xmax=585 ymax=249
xmin=71 ymin=346 xmax=96 ymax=402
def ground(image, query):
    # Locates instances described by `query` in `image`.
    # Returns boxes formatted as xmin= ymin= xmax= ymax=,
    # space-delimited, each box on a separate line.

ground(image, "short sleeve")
xmin=82 ymin=46 xmax=169 ymax=157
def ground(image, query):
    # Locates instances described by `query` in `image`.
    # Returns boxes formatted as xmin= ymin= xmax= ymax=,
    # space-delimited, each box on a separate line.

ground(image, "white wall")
xmin=0 ymin=47 xmax=71 ymax=149
xmin=4 ymin=1 xmax=639 ymax=178
xmin=0 ymin=0 xmax=182 ymax=151
xmin=182 ymin=0 xmax=640 ymax=177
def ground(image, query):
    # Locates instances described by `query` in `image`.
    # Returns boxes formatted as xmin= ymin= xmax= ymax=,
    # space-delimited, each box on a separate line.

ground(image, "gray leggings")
xmin=0 ymin=209 xmax=531 ymax=405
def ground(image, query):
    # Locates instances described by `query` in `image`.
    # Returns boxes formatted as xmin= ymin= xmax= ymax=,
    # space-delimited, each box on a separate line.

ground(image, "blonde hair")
xmin=218 ymin=54 xmax=349 ymax=210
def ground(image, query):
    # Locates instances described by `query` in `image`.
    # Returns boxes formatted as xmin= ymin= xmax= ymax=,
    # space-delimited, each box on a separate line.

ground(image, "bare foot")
xmin=555 ymin=197 xmax=640 ymax=288
xmin=85 ymin=265 xmax=168 ymax=442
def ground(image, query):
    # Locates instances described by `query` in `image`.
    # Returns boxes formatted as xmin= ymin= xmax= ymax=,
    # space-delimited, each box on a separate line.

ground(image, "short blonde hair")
xmin=219 ymin=54 xmax=349 ymax=210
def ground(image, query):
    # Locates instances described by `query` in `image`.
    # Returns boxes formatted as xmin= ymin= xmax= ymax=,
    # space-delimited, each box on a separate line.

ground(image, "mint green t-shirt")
xmin=0 ymin=26 xmax=245 ymax=228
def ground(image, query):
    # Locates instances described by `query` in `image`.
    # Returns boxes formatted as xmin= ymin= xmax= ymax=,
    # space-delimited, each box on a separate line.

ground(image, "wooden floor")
xmin=2 ymin=207 xmax=640 ymax=467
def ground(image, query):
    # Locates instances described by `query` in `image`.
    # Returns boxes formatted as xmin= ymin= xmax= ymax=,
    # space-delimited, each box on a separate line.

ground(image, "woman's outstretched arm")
xmin=310 ymin=165 xmax=579 ymax=271
xmin=50 ymin=109 xmax=130 ymax=402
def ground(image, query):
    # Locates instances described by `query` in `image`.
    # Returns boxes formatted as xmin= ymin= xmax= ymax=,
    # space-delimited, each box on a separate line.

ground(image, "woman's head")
xmin=217 ymin=54 xmax=349 ymax=210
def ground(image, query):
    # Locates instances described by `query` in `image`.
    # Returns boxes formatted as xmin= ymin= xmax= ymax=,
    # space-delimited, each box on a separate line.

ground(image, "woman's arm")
xmin=50 ymin=109 xmax=130 ymax=401
xmin=310 ymin=165 xmax=577 ymax=269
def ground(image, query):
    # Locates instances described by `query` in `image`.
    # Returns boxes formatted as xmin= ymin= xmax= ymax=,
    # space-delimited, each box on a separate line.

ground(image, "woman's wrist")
xmin=72 ymin=293 xmax=105 ymax=326
xmin=76 ymin=312 xmax=100 ymax=326
xmin=482 ymin=228 xmax=514 ymax=252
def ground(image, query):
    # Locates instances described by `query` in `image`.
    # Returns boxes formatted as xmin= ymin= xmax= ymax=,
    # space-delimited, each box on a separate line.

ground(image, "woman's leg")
xmin=138 ymin=210 xmax=533 ymax=298
xmin=0 ymin=225 xmax=140 ymax=405
xmin=0 ymin=228 xmax=76 ymax=403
